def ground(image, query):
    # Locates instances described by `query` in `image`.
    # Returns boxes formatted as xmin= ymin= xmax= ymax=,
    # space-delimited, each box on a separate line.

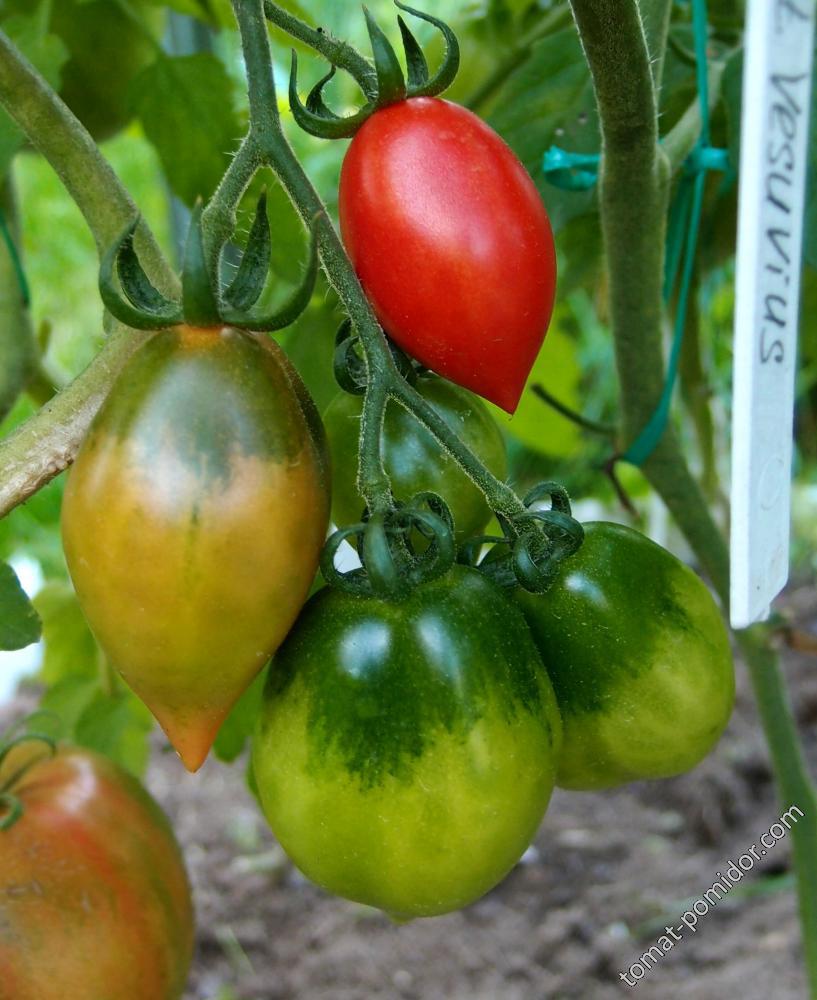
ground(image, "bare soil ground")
xmin=7 ymin=587 xmax=817 ymax=1000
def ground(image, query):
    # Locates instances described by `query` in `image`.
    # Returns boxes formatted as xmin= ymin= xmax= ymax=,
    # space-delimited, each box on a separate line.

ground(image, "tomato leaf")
xmin=128 ymin=52 xmax=242 ymax=206
xmin=0 ymin=561 xmax=41 ymax=650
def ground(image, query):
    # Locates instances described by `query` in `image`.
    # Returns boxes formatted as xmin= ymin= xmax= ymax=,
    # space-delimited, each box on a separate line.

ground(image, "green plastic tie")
xmin=541 ymin=146 xmax=600 ymax=190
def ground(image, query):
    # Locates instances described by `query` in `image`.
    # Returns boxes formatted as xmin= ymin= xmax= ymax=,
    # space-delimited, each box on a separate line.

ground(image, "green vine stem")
xmin=0 ymin=26 xmax=179 ymax=519
xmin=569 ymin=1 xmax=817 ymax=993
xmin=0 ymin=171 xmax=35 ymax=422
xmin=229 ymin=0 xmax=526 ymax=525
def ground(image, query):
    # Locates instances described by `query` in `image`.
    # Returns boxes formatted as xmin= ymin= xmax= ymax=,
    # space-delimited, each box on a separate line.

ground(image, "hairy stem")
xmin=570 ymin=1 xmax=817 ymax=992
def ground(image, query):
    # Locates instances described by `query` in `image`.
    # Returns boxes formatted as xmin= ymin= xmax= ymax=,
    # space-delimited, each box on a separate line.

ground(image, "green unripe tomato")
xmin=512 ymin=522 xmax=735 ymax=790
xmin=323 ymin=375 xmax=507 ymax=544
xmin=252 ymin=566 xmax=562 ymax=919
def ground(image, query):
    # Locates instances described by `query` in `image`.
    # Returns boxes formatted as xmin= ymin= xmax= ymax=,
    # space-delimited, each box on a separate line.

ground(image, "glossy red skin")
xmin=0 ymin=746 xmax=194 ymax=1000
xmin=339 ymin=97 xmax=556 ymax=413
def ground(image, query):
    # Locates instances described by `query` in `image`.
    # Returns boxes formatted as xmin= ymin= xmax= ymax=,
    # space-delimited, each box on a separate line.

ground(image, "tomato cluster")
xmin=47 ymin=28 xmax=734 ymax=958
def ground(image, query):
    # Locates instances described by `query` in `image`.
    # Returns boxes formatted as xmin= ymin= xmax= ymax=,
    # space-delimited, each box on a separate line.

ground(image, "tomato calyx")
xmin=288 ymin=3 xmax=460 ymax=140
xmin=333 ymin=318 xmax=416 ymax=394
xmin=464 ymin=482 xmax=586 ymax=595
xmin=99 ymin=193 xmax=318 ymax=333
xmin=0 ymin=730 xmax=58 ymax=831
xmin=321 ymin=491 xmax=456 ymax=599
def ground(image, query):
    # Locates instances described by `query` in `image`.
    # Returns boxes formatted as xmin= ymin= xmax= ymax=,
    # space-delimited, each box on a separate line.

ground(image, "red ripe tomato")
xmin=339 ymin=97 xmax=556 ymax=413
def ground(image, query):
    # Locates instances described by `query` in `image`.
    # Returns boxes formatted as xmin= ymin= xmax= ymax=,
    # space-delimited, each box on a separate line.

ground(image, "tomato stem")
xmin=229 ymin=0 xmax=529 ymax=525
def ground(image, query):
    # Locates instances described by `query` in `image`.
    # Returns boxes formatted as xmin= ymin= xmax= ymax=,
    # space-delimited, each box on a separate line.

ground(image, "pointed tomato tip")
xmin=177 ymin=745 xmax=210 ymax=773
xmin=483 ymin=383 xmax=524 ymax=414
xmin=154 ymin=715 xmax=222 ymax=773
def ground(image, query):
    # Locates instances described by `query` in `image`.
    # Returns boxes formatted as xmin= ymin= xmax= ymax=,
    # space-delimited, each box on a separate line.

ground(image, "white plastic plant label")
xmin=730 ymin=0 xmax=816 ymax=629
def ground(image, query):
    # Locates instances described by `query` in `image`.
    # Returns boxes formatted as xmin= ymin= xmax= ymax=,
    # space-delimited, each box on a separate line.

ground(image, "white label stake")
xmin=730 ymin=0 xmax=816 ymax=629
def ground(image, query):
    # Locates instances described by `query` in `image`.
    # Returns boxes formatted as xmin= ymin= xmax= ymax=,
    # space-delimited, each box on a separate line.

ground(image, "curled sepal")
xmin=362 ymin=511 xmax=411 ymax=599
xmin=182 ymin=201 xmax=222 ymax=328
xmin=472 ymin=481 xmax=585 ymax=594
xmin=397 ymin=496 xmax=456 ymax=586
xmin=289 ymin=50 xmax=375 ymax=139
xmin=99 ymin=219 xmax=183 ymax=331
xmin=395 ymin=2 xmax=460 ymax=98
xmin=321 ymin=501 xmax=456 ymax=599
xmin=333 ymin=320 xmax=368 ymax=395
xmin=0 ymin=793 xmax=22 ymax=831
xmin=306 ymin=65 xmax=343 ymax=120
xmin=0 ymin=731 xmax=58 ymax=831
xmin=364 ymin=5 xmax=406 ymax=106
xmin=509 ymin=509 xmax=585 ymax=594
xmin=223 ymin=192 xmax=272 ymax=313
xmin=523 ymin=481 xmax=573 ymax=516
xmin=288 ymin=5 xmax=459 ymax=141
xmin=222 ymin=225 xmax=318 ymax=332
xmin=320 ymin=522 xmax=372 ymax=595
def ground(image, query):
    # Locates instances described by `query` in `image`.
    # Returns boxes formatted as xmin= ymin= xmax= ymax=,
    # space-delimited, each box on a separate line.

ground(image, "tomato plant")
xmin=512 ymin=522 xmax=735 ymax=790
xmin=338 ymin=97 xmax=557 ymax=413
xmin=324 ymin=375 xmax=507 ymax=543
xmin=0 ymin=739 xmax=194 ymax=1000
xmin=61 ymin=325 xmax=330 ymax=772
xmin=0 ymin=0 xmax=815 ymax=988
xmin=252 ymin=566 xmax=562 ymax=919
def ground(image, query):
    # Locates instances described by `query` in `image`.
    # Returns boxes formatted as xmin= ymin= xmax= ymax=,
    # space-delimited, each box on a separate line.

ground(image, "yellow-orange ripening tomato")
xmin=0 ymin=743 xmax=194 ymax=1000
xmin=61 ymin=326 xmax=331 ymax=772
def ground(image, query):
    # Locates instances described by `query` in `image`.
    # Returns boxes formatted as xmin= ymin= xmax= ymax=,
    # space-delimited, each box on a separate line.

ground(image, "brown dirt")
xmin=7 ymin=587 xmax=817 ymax=1000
